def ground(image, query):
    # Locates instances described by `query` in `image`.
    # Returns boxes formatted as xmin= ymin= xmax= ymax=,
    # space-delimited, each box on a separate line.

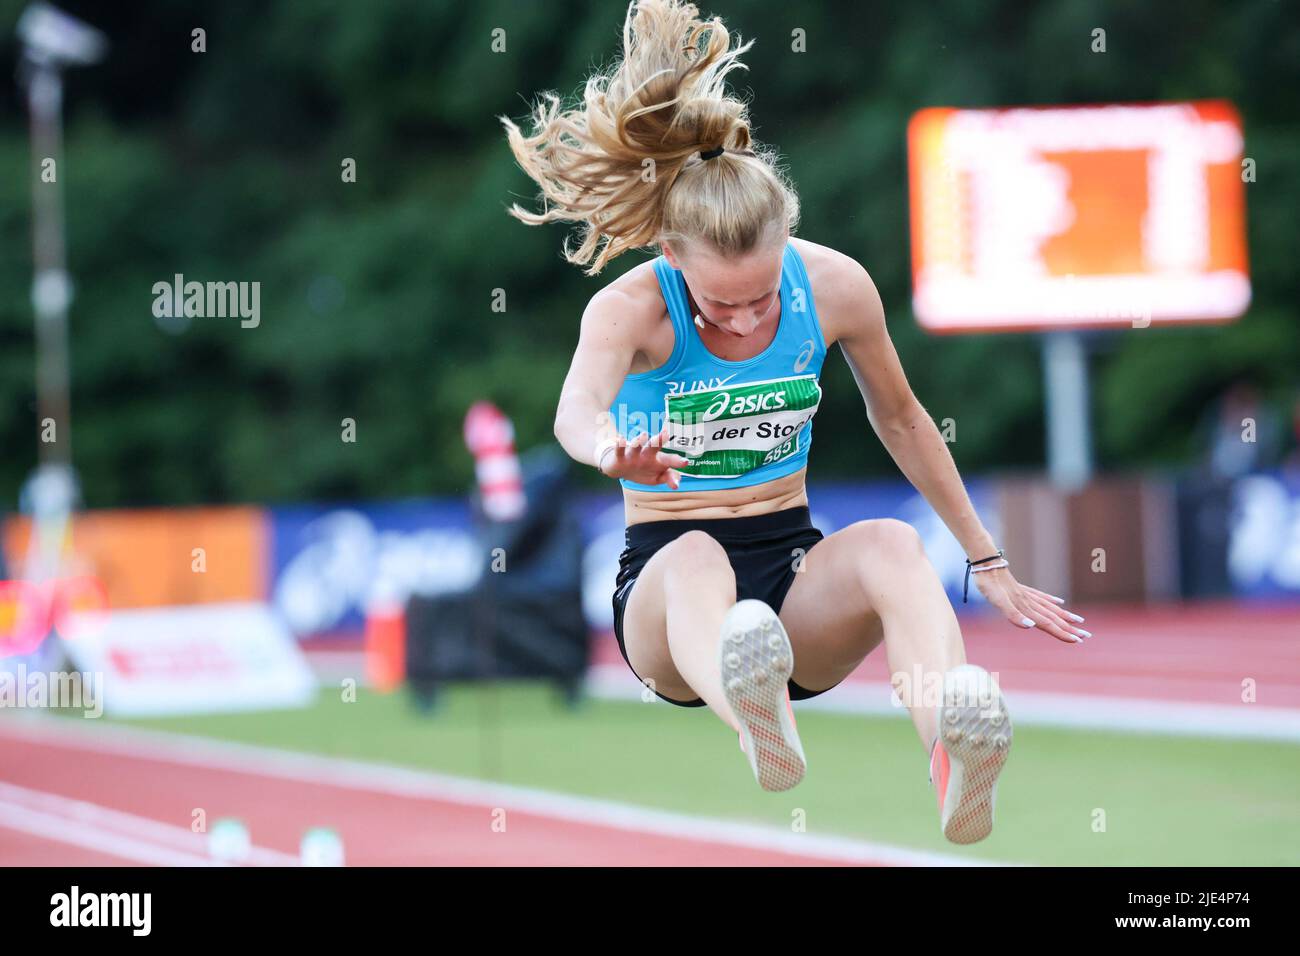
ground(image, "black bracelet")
xmin=963 ymin=549 xmax=1005 ymax=604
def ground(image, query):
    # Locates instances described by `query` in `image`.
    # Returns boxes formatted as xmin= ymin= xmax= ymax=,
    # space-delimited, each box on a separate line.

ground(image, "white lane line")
xmin=0 ymin=799 xmax=224 ymax=867
xmin=0 ymin=716 xmax=1007 ymax=867
xmin=0 ymin=781 xmax=297 ymax=867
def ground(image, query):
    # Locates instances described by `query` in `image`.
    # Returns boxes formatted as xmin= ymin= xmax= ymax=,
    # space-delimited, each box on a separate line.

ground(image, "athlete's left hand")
xmin=971 ymin=566 xmax=1090 ymax=644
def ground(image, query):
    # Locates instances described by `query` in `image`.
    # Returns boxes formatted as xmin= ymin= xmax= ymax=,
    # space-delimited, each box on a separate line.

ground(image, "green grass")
xmin=111 ymin=683 xmax=1300 ymax=865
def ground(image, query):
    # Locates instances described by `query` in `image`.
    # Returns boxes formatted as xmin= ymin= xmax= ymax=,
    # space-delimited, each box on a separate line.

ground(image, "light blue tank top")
xmin=610 ymin=241 xmax=828 ymax=493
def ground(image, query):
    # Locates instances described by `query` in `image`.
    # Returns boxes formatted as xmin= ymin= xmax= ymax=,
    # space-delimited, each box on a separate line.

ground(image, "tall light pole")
xmin=18 ymin=3 xmax=106 ymax=469
xmin=8 ymin=4 xmax=106 ymax=656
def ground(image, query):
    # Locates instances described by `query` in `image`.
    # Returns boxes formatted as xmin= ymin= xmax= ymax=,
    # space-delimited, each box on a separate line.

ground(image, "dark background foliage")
xmin=1 ymin=0 xmax=1295 ymax=507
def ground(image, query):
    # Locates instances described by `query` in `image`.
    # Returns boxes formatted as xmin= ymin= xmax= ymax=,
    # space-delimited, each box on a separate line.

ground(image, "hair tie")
xmin=699 ymin=145 xmax=725 ymax=160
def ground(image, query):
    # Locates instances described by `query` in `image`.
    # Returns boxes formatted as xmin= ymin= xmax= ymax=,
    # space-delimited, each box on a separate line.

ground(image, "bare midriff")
xmin=622 ymin=466 xmax=809 ymax=525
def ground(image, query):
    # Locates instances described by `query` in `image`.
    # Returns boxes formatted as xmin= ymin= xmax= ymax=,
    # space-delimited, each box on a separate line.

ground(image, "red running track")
xmin=5 ymin=601 xmax=1292 ymax=867
xmin=0 ymin=722 xmax=886 ymax=867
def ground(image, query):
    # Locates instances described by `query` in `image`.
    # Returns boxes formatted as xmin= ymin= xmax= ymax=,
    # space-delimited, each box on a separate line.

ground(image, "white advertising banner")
xmin=61 ymin=602 xmax=317 ymax=716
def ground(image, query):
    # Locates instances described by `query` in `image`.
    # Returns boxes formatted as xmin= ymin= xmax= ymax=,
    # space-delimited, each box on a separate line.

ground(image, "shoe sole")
xmin=720 ymin=599 xmax=806 ymax=792
xmin=938 ymin=664 xmax=1011 ymax=844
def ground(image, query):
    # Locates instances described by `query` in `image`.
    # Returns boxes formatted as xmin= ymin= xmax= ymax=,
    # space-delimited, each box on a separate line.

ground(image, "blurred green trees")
xmin=0 ymin=0 xmax=1296 ymax=507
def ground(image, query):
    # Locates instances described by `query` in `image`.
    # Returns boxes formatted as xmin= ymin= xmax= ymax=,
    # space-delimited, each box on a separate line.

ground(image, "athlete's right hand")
xmin=598 ymin=426 xmax=690 ymax=489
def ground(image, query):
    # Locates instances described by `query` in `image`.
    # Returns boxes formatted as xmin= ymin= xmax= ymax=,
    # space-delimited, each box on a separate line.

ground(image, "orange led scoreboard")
xmin=907 ymin=100 xmax=1250 ymax=333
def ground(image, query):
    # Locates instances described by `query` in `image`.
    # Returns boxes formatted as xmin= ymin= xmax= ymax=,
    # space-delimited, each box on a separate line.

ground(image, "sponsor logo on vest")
xmin=667 ymin=374 xmax=738 ymax=395
xmin=702 ymin=392 xmax=732 ymax=421
xmin=794 ymin=338 xmax=816 ymax=372
xmin=662 ymin=374 xmax=822 ymax=478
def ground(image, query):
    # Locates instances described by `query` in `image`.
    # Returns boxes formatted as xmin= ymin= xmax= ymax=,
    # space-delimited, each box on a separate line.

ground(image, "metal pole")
xmin=28 ymin=62 xmax=72 ymax=467
xmin=17 ymin=3 xmax=108 ymax=472
xmin=12 ymin=5 xmax=106 ymax=651
xmin=1042 ymin=330 xmax=1093 ymax=490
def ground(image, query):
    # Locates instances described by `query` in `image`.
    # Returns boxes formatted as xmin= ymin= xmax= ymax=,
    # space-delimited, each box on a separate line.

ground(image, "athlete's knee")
xmin=662 ymin=530 xmax=732 ymax=579
xmin=665 ymin=529 xmax=729 ymax=565
xmin=848 ymin=519 xmax=927 ymax=576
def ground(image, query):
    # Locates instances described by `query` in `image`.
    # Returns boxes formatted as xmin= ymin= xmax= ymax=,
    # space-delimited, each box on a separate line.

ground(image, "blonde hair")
xmin=498 ymin=0 xmax=800 ymax=276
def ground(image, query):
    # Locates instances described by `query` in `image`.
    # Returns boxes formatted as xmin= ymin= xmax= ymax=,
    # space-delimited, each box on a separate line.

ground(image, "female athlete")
xmin=500 ymin=0 xmax=1088 ymax=844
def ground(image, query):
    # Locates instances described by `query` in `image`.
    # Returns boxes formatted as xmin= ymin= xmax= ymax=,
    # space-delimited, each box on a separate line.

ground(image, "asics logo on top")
xmin=703 ymin=393 xmax=732 ymax=421
xmin=700 ymin=390 xmax=790 ymax=422
xmin=793 ymin=339 xmax=815 ymax=373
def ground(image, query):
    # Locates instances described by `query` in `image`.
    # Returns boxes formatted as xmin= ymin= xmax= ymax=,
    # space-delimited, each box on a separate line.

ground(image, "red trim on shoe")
xmin=930 ymin=740 xmax=951 ymax=812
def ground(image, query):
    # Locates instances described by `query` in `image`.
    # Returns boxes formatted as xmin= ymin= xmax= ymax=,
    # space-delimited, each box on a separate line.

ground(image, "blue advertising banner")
xmin=269 ymin=499 xmax=479 ymax=640
xmin=9 ymin=471 xmax=1290 ymax=648
xmin=269 ymin=479 xmax=1001 ymax=641
xmin=1229 ymin=469 xmax=1300 ymax=598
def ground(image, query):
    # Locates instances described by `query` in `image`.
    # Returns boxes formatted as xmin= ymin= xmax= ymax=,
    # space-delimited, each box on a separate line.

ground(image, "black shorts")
xmin=611 ymin=505 xmax=841 ymax=707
